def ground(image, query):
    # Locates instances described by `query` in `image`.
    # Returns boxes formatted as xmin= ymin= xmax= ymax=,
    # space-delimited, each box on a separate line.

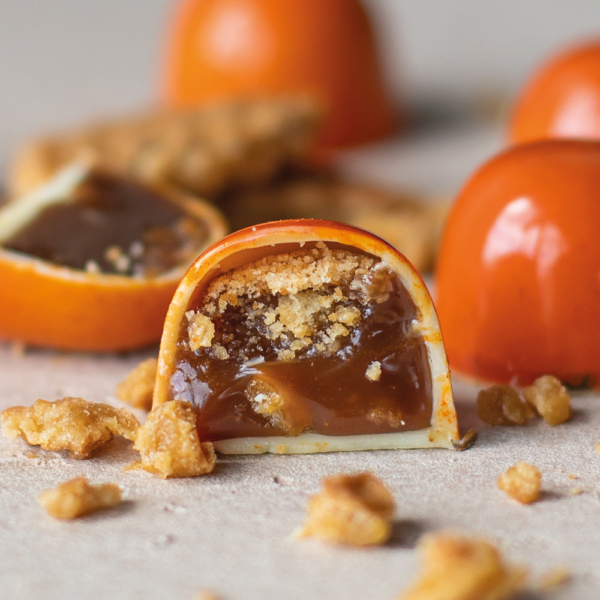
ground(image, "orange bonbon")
xmin=510 ymin=41 xmax=600 ymax=143
xmin=436 ymin=140 xmax=600 ymax=387
xmin=162 ymin=0 xmax=397 ymax=149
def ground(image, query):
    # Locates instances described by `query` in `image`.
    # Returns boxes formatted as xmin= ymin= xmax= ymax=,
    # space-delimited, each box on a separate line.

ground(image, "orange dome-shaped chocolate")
xmin=162 ymin=0 xmax=397 ymax=149
xmin=510 ymin=41 xmax=600 ymax=144
xmin=436 ymin=140 xmax=600 ymax=387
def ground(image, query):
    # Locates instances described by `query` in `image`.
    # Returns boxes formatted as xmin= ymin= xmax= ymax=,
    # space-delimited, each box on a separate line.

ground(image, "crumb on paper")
xmin=497 ymin=462 xmax=541 ymax=504
xmin=537 ymin=566 xmax=571 ymax=591
xmin=115 ymin=358 xmax=158 ymax=411
xmin=397 ymin=532 xmax=526 ymax=600
xmin=365 ymin=361 xmax=382 ymax=381
xmin=568 ymin=473 xmax=578 ymax=480
xmin=297 ymin=472 xmax=395 ymax=546
xmin=522 ymin=375 xmax=571 ymax=426
xmin=477 ymin=384 xmax=530 ymax=426
xmin=595 ymin=442 xmax=600 ymax=455
xmin=0 ymin=397 xmax=140 ymax=459
xmin=38 ymin=477 xmax=121 ymax=519
xmin=570 ymin=487 xmax=584 ymax=496
xmin=133 ymin=401 xmax=215 ymax=479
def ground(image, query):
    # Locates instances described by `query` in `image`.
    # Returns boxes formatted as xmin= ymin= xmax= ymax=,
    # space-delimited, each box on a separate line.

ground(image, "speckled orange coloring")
xmin=436 ymin=140 xmax=600 ymax=387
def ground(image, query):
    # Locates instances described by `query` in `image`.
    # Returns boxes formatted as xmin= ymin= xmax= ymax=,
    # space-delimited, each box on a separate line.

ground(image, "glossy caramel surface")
xmin=5 ymin=172 xmax=207 ymax=276
xmin=170 ymin=258 xmax=432 ymax=441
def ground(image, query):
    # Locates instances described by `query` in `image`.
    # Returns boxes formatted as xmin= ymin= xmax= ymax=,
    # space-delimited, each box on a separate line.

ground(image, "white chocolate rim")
xmin=214 ymin=428 xmax=454 ymax=454
xmin=155 ymin=220 xmax=459 ymax=451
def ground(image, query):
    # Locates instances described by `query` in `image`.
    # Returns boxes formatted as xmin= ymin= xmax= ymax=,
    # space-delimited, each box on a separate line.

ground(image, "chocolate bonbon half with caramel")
xmin=154 ymin=220 xmax=458 ymax=453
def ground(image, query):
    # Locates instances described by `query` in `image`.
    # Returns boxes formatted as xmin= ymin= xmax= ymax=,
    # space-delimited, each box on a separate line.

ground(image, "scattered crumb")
xmin=522 ymin=375 xmax=571 ymax=426
xmin=39 ymin=477 xmax=121 ymax=519
xmin=297 ymin=472 xmax=395 ymax=546
xmin=365 ymin=361 xmax=382 ymax=382
xmin=133 ymin=401 xmax=216 ymax=478
xmin=568 ymin=474 xmax=578 ymax=480
xmin=0 ymin=397 xmax=140 ymax=459
xmin=497 ymin=462 xmax=541 ymax=504
xmin=570 ymin=487 xmax=584 ymax=496
xmin=477 ymin=385 xmax=530 ymax=426
xmin=537 ymin=566 xmax=571 ymax=591
xmin=115 ymin=358 xmax=158 ymax=411
xmin=397 ymin=532 xmax=526 ymax=600
xmin=122 ymin=460 xmax=143 ymax=472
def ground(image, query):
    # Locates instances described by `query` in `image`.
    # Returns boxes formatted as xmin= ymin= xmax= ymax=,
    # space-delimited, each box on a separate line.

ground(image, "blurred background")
xmin=0 ymin=0 xmax=599 ymax=193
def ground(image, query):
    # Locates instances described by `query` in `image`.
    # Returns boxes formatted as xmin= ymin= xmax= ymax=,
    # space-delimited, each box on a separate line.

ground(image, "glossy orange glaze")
xmin=162 ymin=0 xmax=397 ymax=149
xmin=510 ymin=41 xmax=600 ymax=143
xmin=436 ymin=140 xmax=600 ymax=387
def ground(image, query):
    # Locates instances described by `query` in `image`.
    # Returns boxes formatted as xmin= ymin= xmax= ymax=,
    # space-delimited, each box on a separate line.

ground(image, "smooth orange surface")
xmin=162 ymin=0 xmax=397 ymax=148
xmin=510 ymin=41 xmax=600 ymax=144
xmin=436 ymin=140 xmax=600 ymax=387
xmin=0 ymin=194 xmax=227 ymax=352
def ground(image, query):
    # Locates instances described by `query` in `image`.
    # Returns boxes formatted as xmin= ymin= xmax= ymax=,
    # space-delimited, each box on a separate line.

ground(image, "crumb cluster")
xmin=134 ymin=401 xmax=216 ymax=479
xmin=398 ymin=532 xmax=526 ymax=600
xmin=115 ymin=358 xmax=158 ymax=411
xmin=0 ymin=397 xmax=140 ymax=459
xmin=477 ymin=385 xmax=531 ymax=426
xmin=186 ymin=243 xmax=393 ymax=364
xmin=298 ymin=472 xmax=395 ymax=546
xmin=477 ymin=376 xmax=571 ymax=427
xmin=497 ymin=462 xmax=542 ymax=504
xmin=523 ymin=375 xmax=571 ymax=426
xmin=39 ymin=477 xmax=121 ymax=519
xmin=11 ymin=97 xmax=320 ymax=198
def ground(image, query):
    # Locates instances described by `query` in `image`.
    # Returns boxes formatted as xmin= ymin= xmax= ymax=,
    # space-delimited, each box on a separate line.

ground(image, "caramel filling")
xmin=169 ymin=243 xmax=433 ymax=441
xmin=4 ymin=172 xmax=209 ymax=276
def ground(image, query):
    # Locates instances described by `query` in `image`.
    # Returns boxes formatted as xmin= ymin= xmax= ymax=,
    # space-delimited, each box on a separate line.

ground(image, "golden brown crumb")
xmin=522 ymin=375 xmax=571 ymax=426
xmin=397 ymin=532 xmax=526 ymax=600
xmin=595 ymin=442 xmax=600 ymax=455
xmin=477 ymin=385 xmax=530 ymax=426
xmin=187 ymin=312 xmax=216 ymax=352
xmin=497 ymin=462 xmax=541 ymax=504
xmin=365 ymin=361 xmax=382 ymax=381
xmin=39 ymin=477 xmax=121 ymax=519
xmin=537 ymin=566 xmax=571 ymax=591
xmin=10 ymin=97 xmax=321 ymax=198
xmin=115 ymin=358 xmax=158 ymax=411
xmin=192 ymin=243 xmax=392 ymax=365
xmin=569 ymin=487 xmax=584 ymax=496
xmin=133 ymin=401 xmax=216 ymax=479
xmin=298 ymin=472 xmax=395 ymax=546
xmin=0 ymin=397 xmax=140 ymax=459
xmin=568 ymin=473 xmax=578 ymax=480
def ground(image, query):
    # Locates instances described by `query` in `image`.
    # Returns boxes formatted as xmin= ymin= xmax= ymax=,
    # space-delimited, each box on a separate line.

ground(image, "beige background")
xmin=0 ymin=1 xmax=600 ymax=599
